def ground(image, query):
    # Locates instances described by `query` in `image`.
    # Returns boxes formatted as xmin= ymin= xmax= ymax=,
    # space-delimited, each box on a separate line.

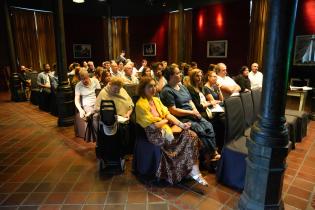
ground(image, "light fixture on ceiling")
xmin=73 ymin=0 xmax=84 ymax=3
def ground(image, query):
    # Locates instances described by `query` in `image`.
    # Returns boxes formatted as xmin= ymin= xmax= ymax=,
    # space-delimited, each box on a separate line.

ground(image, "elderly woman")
xmin=160 ymin=66 xmax=220 ymax=170
xmin=74 ymin=69 xmax=101 ymax=141
xmin=95 ymin=77 xmax=134 ymax=154
xmin=136 ymin=77 xmax=207 ymax=186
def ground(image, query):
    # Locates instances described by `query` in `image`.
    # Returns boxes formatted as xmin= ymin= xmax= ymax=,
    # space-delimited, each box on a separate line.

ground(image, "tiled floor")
xmin=0 ymin=92 xmax=314 ymax=210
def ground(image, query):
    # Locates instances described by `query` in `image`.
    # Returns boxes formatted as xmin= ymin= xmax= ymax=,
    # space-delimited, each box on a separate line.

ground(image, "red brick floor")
xmin=0 ymin=92 xmax=314 ymax=210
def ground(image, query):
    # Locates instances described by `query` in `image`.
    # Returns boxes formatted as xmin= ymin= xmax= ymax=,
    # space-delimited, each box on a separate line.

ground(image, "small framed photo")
xmin=143 ymin=43 xmax=156 ymax=57
xmin=293 ymin=35 xmax=315 ymax=66
xmin=73 ymin=44 xmax=91 ymax=59
xmin=207 ymin=40 xmax=228 ymax=58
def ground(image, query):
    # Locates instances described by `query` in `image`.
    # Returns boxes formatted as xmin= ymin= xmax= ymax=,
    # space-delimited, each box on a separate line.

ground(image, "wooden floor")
xmin=0 ymin=92 xmax=314 ymax=210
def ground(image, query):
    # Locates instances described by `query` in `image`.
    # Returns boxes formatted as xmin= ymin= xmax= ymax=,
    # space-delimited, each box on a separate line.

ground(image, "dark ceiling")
xmin=8 ymin=0 xmax=238 ymax=16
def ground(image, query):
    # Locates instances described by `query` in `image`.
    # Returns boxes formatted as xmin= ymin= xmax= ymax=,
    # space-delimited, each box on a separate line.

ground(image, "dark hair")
xmin=151 ymin=62 xmax=162 ymax=71
xmin=141 ymin=67 xmax=151 ymax=77
xmin=163 ymin=65 xmax=177 ymax=82
xmin=240 ymin=66 xmax=249 ymax=74
xmin=183 ymin=64 xmax=191 ymax=76
xmin=137 ymin=76 xmax=155 ymax=98
xmin=191 ymin=62 xmax=197 ymax=68
xmin=208 ymin=64 xmax=216 ymax=71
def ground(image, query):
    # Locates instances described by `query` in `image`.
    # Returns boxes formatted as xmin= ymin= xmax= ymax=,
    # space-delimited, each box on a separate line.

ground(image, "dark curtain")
xmin=168 ymin=11 xmax=192 ymax=64
xmin=36 ymin=12 xmax=56 ymax=69
xmin=248 ymin=0 xmax=269 ymax=70
xmin=111 ymin=17 xmax=129 ymax=60
xmin=11 ymin=9 xmax=40 ymax=69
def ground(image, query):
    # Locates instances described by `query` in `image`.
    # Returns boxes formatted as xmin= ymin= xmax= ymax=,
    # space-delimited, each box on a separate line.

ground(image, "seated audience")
xmin=74 ymin=69 xmax=101 ymax=142
xmin=190 ymin=61 xmax=198 ymax=69
xmin=123 ymin=64 xmax=139 ymax=85
xmin=87 ymin=61 xmax=96 ymax=75
xmin=95 ymin=77 xmax=133 ymax=153
xmin=118 ymin=61 xmax=125 ymax=73
xmin=138 ymin=59 xmax=148 ymax=73
xmin=152 ymin=62 xmax=167 ymax=94
xmin=234 ymin=66 xmax=251 ymax=92
xmin=160 ymin=66 xmax=220 ymax=169
xmin=136 ymin=77 xmax=208 ymax=185
xmin=161 ymin=61 xmax=168 ymax=70
xmin=102 ymin=61 xmax=111 ymax=71
xmin=182 ymin=64 xmax=192 ymax=87
xmin=248 ymin=62 xmax=263 ymax=89
xmin=215 ymin=63 xmax=241 ymax=98
xmin=204 ymin=71 xmax=224 ymax=104
xmin=82 ymin=61 xmax=88 ymax=69
xmin=140 ymin=67 xmax=152 ymax=78
xmin=68 ymin=62 xmax=80 ymax=76
xmin=100 ymin=70 xmax=111 ymax=88
xmin=70 ymin=66 xmax=81 ymax=88
xmin=37 ymin=64 xmax=52 ymax=111
xmin=111 ymin=62 xmax=123 ymax=78
xmin=94 ymin=66 xmax=103 ymax=82
xmin=186 ymin=69 xmax=212 ymax=119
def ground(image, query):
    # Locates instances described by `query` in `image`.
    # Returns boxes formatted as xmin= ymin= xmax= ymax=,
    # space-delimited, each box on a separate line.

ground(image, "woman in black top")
xmin=234 ymin=66 xmax=251 ymax=92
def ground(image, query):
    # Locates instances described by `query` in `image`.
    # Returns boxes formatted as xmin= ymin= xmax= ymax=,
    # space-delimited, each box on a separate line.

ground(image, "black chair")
xmin=251 ymin=88 xmax=298 ymax=148
xmin=97 ymin=100 xmax=125 ymax=173
xmin=240 ymin=92 xmax=255 ymax=137
xmin=285 ymin=109 xmax=309 ymax=141
xmin=27 ymin=71 xmax=40 ymax=105
xmin=216 ymin=96 xmax=248 ymax=191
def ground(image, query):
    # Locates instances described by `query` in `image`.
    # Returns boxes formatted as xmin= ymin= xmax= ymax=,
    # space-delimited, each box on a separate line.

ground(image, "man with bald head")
xmin=248 ymin=62 xmax=263 ymax=89
xmin=215 ymin=63 xmax=241 ymax=98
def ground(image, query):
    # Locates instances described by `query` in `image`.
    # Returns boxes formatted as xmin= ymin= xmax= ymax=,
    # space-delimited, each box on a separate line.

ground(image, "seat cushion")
xmin=216 ymin=136 xmax=248 ymax=191
xmin=285 ymin=109 xmax=309 ymax=138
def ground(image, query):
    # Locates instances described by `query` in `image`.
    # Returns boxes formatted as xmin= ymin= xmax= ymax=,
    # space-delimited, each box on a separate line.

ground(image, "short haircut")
xmin=137 ymin=76 xmax=155 ymax=98
xmin=110 ymin=76 xmax=124 ymax=87
xmin=79 ymin=69 xmax=89 ymax=79
xmin=215 ymin=63 xmax=225 ymax=74
xmin=163 ymin=65 xmax=177 ymax=82
xmin=240 ymin=66 xmax=249 ymax=74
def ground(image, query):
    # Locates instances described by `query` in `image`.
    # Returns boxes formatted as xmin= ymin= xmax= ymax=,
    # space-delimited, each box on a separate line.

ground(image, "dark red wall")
xmin=64 ymin=14 xmax=107 ymax=67
xmin=191 ymin=1 xmax=250 ymax=76
xmin=291 ymin=0 xmax=315 ymax=85
xmin=129 ymin=14 xmax=169 ymax=68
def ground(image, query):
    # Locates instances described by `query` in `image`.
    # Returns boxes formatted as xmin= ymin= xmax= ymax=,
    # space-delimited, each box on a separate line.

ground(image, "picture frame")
xmin=73 ymin=44 xmax=91 ymax=59
xmin=207 ymin=40 xmax=228 ymax=58
xmin=293 ymin=35 xmax=315 ymax=66
xmin=143 ymin=43 xmax=156 ymax=57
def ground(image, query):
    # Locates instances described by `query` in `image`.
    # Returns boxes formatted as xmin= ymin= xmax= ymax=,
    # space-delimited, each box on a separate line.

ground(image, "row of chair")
xmin=216 ymin=88 xmax=310 ymax=190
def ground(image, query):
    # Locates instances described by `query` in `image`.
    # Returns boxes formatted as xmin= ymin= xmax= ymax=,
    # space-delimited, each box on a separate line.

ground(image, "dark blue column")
xmin=53 ymin=0 xmax=74 ymax=126
xmin=238 ymin=0 xmax=299 ymax=209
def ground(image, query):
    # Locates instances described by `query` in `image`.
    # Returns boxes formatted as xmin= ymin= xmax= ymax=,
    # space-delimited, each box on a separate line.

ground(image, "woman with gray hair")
xmin=74 ymin=69 xmax=101 ymax=142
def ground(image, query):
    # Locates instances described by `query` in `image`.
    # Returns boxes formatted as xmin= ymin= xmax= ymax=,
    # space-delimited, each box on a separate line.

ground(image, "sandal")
xmin=190 ymin=173 xmax=208 ymax=186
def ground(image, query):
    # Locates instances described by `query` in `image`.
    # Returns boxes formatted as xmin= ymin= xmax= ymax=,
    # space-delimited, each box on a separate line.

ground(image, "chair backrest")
xmin=224 ymin=96 xmax=245 ymax=144
xmin=27 ymin=71 xmax=39 ymax=89
xmin=100 ymin=100 xmax=117 ymax=125
xmin=251 ymin=88 xmax=262 ymax=118
xmin=240 ymin=92 xmax=255 ymax=128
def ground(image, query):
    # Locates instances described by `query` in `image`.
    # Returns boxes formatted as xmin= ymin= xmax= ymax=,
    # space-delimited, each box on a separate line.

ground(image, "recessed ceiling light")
xmin=73 ymin=0 xmax=84 ymax=3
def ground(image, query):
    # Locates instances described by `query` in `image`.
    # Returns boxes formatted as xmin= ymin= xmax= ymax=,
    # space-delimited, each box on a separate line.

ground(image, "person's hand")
xmin=192 ymin=110 xmax=201 ymax=119
xmin=182 ymin=122 xmax=191 ymax=130
xmin=79 ymin=110 xmax=85 ymax=118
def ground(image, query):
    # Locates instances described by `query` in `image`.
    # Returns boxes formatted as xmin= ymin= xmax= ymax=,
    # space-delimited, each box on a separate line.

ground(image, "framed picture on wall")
xmin=143 ymin=43 xmax=156 ymax=57
xmin=293 ymin=35 xmax=315 ymax=66
xmin=73 ymin=44 xmax=91 ymax=59
xmin=207 ymin=40 xmax=228 ymax=58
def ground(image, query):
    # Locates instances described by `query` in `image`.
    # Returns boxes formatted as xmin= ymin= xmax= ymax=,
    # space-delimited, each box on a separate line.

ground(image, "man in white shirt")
xmin=248 ymin=62 xmax=263 ymax=89
xmin=123 ymin=64 xmax=139 ymax=85
xmin=215 ymin=63 xmax=241 ymax=98
xmin=110 ymin=62 xmax=123 ymax=78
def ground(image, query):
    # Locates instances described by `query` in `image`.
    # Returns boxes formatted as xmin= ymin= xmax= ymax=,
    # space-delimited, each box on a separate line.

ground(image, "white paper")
xmin=210 ymin=104 xmax=224 ymax=113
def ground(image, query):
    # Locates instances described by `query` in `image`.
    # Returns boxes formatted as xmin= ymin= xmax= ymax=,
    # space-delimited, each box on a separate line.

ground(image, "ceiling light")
xmin=73 ymin=0 xmax=84 ymax=3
